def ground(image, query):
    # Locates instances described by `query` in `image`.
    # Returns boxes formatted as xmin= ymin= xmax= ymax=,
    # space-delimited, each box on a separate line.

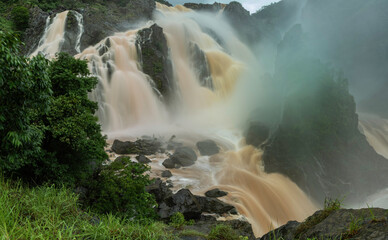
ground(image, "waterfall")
xmin=30 ymin=11 xmax=69 ymax=58
xmin=31 ymin=5 xmax=318 ymax=237
xmin=73 ymin=11 xmax=84 ymax=53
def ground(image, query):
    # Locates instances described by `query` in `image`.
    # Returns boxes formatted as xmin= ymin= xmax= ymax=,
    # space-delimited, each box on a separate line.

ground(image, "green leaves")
xmin=0 ymin=32 xmax=106 ymax=186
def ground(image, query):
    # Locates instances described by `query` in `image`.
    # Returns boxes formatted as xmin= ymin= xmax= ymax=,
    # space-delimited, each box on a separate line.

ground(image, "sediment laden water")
xmin=30 ymin=4 xmax=320 ymax=237
xmin=30 ymin=11 xmax=69 ymax=58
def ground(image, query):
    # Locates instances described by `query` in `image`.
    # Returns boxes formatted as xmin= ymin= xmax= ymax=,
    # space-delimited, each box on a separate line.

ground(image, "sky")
xmin=168 ymin=0 xmax=281 ymax=13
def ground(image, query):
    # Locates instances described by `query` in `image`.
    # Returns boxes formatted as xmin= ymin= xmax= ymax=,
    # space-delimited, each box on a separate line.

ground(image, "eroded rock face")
xmin=188 ymin=42 xmax=214 ymax=90
xmin=136 ymin=24 xmax=175 ymax=103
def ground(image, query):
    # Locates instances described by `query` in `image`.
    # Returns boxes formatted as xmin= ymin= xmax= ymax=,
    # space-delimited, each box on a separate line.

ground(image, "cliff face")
xmin=254 ymin=25 xmax=388 ymax=203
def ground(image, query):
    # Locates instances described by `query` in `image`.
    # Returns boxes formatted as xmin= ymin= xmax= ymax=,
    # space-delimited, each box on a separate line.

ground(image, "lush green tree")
xmin=38 ymin=52 xmax=107 ymax=185
xmin=0 ymin=31 xmax=51 ymax=177
xmin=11 ymin=6 xmax=29 ymax=31
xmin=0 ymin=32 xmax=107 ymax=185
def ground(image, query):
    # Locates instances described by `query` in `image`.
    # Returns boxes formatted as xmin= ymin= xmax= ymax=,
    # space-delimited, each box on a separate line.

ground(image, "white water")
xmin=73 ymin=11 xmax=84 ymax=53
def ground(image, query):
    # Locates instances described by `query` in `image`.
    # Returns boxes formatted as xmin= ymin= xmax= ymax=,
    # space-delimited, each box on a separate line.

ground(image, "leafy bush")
xmin=11 ymin=6 xmax=29 ymax=31
xmin=85 ymin=157 xmax=157 ymax=220
xmin=0 ymin=32 xmax=106 ymax=186
xmin=0 ymin=31 xmax=51 ymax=178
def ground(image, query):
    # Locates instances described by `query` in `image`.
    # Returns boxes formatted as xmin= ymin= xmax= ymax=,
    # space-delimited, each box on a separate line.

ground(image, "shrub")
xmin=85 ymin=157 xmax=157 ymax=220
xmin=208 ymin=224 xmax=240 ymax=240
xmin=11 ymin=6 xmax=29 ymax=31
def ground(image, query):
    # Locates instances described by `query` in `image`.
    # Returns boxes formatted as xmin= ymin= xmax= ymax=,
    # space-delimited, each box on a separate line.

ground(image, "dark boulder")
xmin=170 ymin=147 xmax=197 ymax=167
xmin=136 ymin=23 xmax=175 ymax=103
xmin=159 ymin=189 xmax=203 ymax=220
xmin=162 ymin=158 xmax=176 ymax=169
xmin=197 ymin=196 xmax=235 ymax=215
xmin=205 ymin=188 xmax=228 ymax=198
xmin=161 ymin=170 xmax=172 ymax=178
xmin=196 ymin=140 xmax=220 ymax=156
xmin=146 ymin=178 xmax=173 ymax=203
xmin=245 ymin=122 xmax=270 ymax=147
xmin=136 ymin=155 xmax=152 ymax=164
xmin=111 ymin=139 xmax=161 ymax=155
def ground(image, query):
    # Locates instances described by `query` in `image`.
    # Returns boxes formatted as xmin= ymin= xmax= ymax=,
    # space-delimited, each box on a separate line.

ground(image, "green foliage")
xmin=169 ymin=212 xmax=194 ymax=230
xmin=344 ymin=214 xmax=362 ymax=238
xmin=11 ymin=5 xmax=29 ymax=31
xmin=0 ymin=32 xmax=106 ymax=186
xmin=85 ymin=157 xmax=157 ymax=220
xmin=0 ymin=176 xmax=176 ymax=239
xmin=0 ymin=30 xmax=51 ymax=177
xmin=39 ymin=52 xmax=107 ymax=185
xmin=208 ymin=224 xmax=240 ymax=240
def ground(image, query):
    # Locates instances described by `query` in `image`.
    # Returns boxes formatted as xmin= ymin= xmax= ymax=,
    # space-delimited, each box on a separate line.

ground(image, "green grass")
xmin=0 ymin=176 xmax=176 ymax=240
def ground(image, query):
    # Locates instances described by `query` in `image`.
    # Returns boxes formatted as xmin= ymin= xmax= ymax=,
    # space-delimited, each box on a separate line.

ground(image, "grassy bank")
xmin=0 ymin=177 xmax=176 ymax=240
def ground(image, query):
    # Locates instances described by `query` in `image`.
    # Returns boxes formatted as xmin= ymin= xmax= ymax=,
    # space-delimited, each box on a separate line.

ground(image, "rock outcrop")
xmin=260 ymin=208 xmax=388 ymax=240
xmin=136 ymin=23 xmax=175 ymax=103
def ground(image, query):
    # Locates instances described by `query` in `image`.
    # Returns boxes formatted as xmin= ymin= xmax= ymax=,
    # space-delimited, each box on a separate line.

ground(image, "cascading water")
xmin=30 ymin=11 xmax=69 ymax=58
xmin=73 ymin=11 xmax=84 ymax=53
xmin=31 ymin=4 xmax=319 ymax=237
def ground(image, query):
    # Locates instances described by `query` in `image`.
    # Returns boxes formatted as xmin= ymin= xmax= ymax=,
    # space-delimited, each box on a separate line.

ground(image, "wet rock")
xmin=197 ymin=196 xmax=235 ymax=215
xmin=62 ymin=10 xmax=83 ymax=55
xmin=136 ymin=155 xmax=152 ymax=164
xmin=162 ymin=158 xmax=176 ymax=169
xmin=196 ymin=140 xmax=220 ymax=156
xmin=159 ymin=189 xmax=203 ymax=220
xmin=205 ymin=188 xmax=228 ymax=198
xmin=111 ymin=138 xmax=161 ymax=155
xmin=146 ymin=178 xmax=173 ymax=203
xmin=170 ymin=147 xmax=197 ymax=167
xmin=188 ymin=42 xmax=213 ymax=90
xmin=245 ymin=122 xmax=270 ymax=147
xmin=161 ymin=170 xmax=172 ymax=178
xmin=136 ymin=23 xmax=175 ymax=103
